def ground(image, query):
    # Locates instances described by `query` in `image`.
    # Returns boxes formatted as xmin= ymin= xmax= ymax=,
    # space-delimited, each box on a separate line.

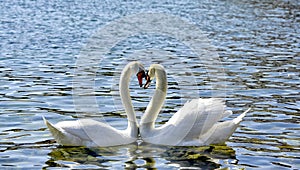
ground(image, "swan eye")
xmin=136 ymin=70 xmax=146 ymax=87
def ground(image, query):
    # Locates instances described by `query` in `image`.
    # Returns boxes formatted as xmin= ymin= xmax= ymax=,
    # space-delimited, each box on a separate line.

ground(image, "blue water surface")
xmin=0 ymin=0 xmax=299 ymax=169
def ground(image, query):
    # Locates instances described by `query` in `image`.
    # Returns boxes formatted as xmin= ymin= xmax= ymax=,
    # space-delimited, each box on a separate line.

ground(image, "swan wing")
xmin=167 ymin=98 xmax=227 ymax=141
xmin=74 ymin=119 xmax=136 ymax=146
xmin=44 ymin=117 xmax=136 ymax=147
xmin=142 ymin=98 xmax=224 ymax=145
xmin=141 ymin=99 xmax=249 ymax=146
xmin=197 ymin=108 xmax=251 ymax=145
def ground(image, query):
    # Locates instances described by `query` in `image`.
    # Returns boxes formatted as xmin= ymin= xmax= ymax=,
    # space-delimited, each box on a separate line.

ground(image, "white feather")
xmin=140 ymin=64 xmax=250 ymax=146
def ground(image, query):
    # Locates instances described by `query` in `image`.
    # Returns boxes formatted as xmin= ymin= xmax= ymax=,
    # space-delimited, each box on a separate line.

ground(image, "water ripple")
xmin=0 ymin=0 xmax=299 ymax=169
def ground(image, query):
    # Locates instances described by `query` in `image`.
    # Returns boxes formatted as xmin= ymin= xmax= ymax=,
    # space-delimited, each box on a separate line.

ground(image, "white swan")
xmin=43 ymin=61 xmax=146 ymax=147
xmin=140 ymin=64 xmax=251 ymax=146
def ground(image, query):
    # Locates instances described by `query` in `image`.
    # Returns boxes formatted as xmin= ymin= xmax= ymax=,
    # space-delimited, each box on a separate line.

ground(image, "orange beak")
xmin=136 ymin=71 xmax=145 ymax=87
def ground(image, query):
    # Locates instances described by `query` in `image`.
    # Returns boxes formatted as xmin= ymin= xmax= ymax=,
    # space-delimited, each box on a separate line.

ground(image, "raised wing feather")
xmin=170 ymin=98 xmax=228 ymax=142
xmin=143 ymin=98 xmax=226 ymax=145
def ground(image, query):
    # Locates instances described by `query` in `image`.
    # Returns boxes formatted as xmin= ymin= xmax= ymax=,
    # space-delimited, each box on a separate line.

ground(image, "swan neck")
xmin=119 ymin=63 xmax=138 ymax=130
xmin=141 ymin=66 xmax=167 ymax=126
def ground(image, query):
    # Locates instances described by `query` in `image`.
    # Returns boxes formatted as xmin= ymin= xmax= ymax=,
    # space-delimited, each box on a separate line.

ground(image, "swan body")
xmin=140 ymin=64 xmax=250 ymax=146
xmin=43 ymin=61 xmax=145 ymax=147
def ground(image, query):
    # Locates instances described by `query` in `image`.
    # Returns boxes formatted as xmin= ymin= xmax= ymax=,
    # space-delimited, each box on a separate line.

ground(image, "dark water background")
xmin=0 ymin=0 xmax=299 ymax=169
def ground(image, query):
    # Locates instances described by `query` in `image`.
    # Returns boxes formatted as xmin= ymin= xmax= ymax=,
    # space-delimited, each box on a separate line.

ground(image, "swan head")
xmin=143 ymin=64 xmax=158 ymax=89
xmin=144 ymin=64 xmax=166 ymax=90
xmin=133 ymin=62 xmax=147 ymax=87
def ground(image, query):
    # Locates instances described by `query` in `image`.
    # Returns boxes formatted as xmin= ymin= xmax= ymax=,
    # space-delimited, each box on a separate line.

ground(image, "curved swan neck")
xmin=141 ymin=65 xmax=167 ymax=125
xmin=119 ymin=63 xmax=138 ymax=129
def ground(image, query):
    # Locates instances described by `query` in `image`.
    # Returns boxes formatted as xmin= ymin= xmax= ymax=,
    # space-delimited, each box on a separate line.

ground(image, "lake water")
xmin=0 ymin=0 xmax=299 ymax=169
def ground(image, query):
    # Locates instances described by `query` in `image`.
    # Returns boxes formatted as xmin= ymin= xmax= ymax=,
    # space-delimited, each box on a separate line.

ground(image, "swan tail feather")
xmin=195 ymin=108 xmax=251 ymax=145
xmin=43 ymin=116 xmax=67 ymax=144
xmin=233 ymin=107 xmax=251 ymax=124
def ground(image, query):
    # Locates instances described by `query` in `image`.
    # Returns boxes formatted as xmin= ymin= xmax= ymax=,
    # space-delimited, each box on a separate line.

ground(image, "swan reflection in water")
xmin=45 ymin=141 xmax=236 ymax=169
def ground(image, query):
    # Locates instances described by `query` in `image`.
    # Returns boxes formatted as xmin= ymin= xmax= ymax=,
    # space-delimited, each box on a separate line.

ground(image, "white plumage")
xmin=43 ymin=61 xmax=145 ymax=147
xmin=140 ymin=64 xmax=250 ymax=146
